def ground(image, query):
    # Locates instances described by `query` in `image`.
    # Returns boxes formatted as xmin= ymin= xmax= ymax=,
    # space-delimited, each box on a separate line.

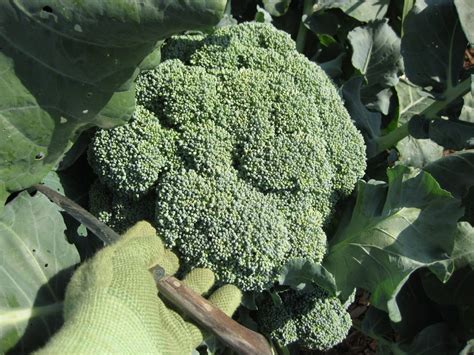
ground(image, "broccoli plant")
xmin=257 ymin=287 xmax=352 ymax=351
xmin=88 ymin=23 xmax=367 ymax=291
xmin=3 ymin=1 xmax=474 ymax=354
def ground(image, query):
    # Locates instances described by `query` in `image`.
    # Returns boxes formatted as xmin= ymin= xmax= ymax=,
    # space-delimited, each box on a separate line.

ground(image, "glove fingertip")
xmin=121 ymin=221 xmax=157 ymax=240
xmin=183 ymin=268 xmax=215 ymax=295
xmin=156 ymin=249 xmax=180 ymax=275
xmin=116 ymin=221 xmax=165 ymax=267
xmin=209 ymin=284 xmax=242 ymax=317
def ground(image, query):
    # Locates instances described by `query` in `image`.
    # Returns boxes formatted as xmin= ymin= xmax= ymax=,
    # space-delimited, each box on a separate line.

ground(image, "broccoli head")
xmin=257 ymin=287 xmax=352 ymax=351
xmin=88 ymin=23 xmax=366 ymax=291
xmin=88 ymin=105 xmax=178 ymax=200
xmin=89 ymin=180 xmax=155 ymax=234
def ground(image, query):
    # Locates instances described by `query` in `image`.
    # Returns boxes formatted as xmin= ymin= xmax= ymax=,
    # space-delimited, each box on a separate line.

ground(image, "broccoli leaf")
xmin=324 ymin=165 xmax=464 ymax=322
xmin=400 ymin=323 xmax=463 ymax=355
xmin=319 ymin=53 xmax=345 ymax=78
xmin=348 ymin=19 xmax=403 ymax=103
xmin=394 ymin=79 xmax=444 ymax=168
xmin=424 ymin=150 xmax=474 ymax=199
xmin=362 ymin=310 xmax=463 ymax=354
xmin=342 ymin=76 xmax=382 ymax=141
xmin=460 ymin=93 xmax=474 ymax=123
xmin=396 ymin=138 xmax=444 ymax=169
xmin=421 ymin=222 xmax=474 ymax=339
xmin=396 ymin=79 xmax=436 ymax=126
xmin=262 ymin=0 xmax=292 ymax=17
xmin=0 ymin=183 xmax=7 ymax=213
xmin=454 ymin=0 xmax=474 ymax=46
xmin=255 ymin=5 xmax=274 ymax=23
xmin=461 ymin=340 xmax=474 ymax=355
xmin=401 ymin=0 xmax=467 ymax=92
xmin=0 ymin=192 xmax=80 ymax=353
xmin=428 ymin=120 xmax=474 ymax=151
xmin=0 ymin=0 xmax=225 ymax=200
xmin=311 ymin=0 xmax=390 ymax=23
xmin=278 ymin=258 xmax=337 ymax=294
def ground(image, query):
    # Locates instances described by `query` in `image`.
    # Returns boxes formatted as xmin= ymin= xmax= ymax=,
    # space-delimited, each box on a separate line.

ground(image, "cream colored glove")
xmin=37 ymin=221 xmax=242 ymax=354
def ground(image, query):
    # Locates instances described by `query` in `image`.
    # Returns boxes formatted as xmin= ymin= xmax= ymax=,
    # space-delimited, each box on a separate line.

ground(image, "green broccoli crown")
xmin=257 ymin=287 xmax=352 ymax=351
xmin=89 ymin=180 xmax=155 ymax=234
xmin=156 ymin=169 xmax=291 ymax=290
xmin=88 ymin=22 xmax=366 ymax=291
xmin=88 ymin=106 xmax=177 ymax=199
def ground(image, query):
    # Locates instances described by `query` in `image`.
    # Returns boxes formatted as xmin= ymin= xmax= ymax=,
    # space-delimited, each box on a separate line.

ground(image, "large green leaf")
xmin=336 ymin=0 xmax=389 ymax=22
xmin=319 ymin=53 xmax=344 ymax=78
xmin=428 ymin=119 xmax=474 ymax=150
xmin=361 ymin=307 xmax=394 ymax=348
xmin=41 ymin=169 xmax=100 ymax=260
xmin=396 ymin=137 xmax=444 ymax=169
xmin=324 ymin=165 xmax=463 ymax=322
xmin=0 ymin=192 xmax=80 ymax=353
xmin=390 ymin=274 xmax=441 ymax=343
xmin=398 ymin=0 xmax=471 ymax=155
xmin=396 ymin=79 xmax=436 ymax=125
xmin=447 ymin=222 xmax=474 ymax=270
xmin=460 ymin=93 xmax=474 ymax=123
xmin=394 ymin=79 xmax=443 ymax=168
xmin=262 ymin=0 xmax=292 ymax=17
xmin=454 ymin=0 xmax=474 ymax=46
xmin=424 ymin=151 xmax=474 ymax=199
xmin=311 ymin=0 xmax=389 ymax=23
xmin=0 ymin=0 xmax=225 ymax=200
xmin=421 ymin=222 xmax=474 ymax=339
xmin=461 ymin=339 xmax=474 ymax=355
xmin=362 ymin=274 xmax=450 ymax=350
xmin=341 ymin=76 xmax=381 ymax=142
xmin=423 ymin=267 xmax=474 ymax=316
xmin=0 ymin=185 xmax=7 ymax=214
xmin=401 ymin=0 xmax=467 ymax=92
xmin=348 ymin=20 xmax=403 ymax=102
xmin=399 ymin=323 xmax=463 ymax=355
xmin=362 ymin=293 xmax=466 ymax=354
xmin=278 ymin=258 xmax=337 ymax=294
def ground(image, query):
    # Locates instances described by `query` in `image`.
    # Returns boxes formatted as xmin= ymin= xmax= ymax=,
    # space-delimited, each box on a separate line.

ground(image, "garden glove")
xmin=37 ymin=221 xmax=242 ymax=354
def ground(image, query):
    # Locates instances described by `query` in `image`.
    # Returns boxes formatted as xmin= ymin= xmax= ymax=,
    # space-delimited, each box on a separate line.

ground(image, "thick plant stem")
xmin=296 ymin=0 xmax=312 ymax=53
xmin=422 ymin=77 xmax=471 ymax=119
xmin=371 ymin=77 xmax=472 ymax=156
xmin=372 ymin=123 xmax=410 ymax=156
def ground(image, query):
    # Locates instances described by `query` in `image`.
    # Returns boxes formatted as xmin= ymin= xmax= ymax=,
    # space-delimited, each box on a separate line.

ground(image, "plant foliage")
xmin=0 ymin=0 xmax=473 ymax=353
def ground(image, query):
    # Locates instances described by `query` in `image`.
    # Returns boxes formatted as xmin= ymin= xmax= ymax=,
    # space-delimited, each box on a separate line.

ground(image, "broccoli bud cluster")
xmin=88 ymin=23 xmax=366 ymax=291
xmin=257 ymin=287 xmax=352 ymax=351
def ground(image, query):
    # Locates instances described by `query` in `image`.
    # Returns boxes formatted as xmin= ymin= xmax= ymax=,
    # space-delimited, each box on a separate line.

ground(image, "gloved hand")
xmin=37 ymin=221 xmax=242 ymax=354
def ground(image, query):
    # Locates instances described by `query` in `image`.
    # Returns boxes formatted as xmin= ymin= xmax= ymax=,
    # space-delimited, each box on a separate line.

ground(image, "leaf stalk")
xmin=371 ymin=76 xmax=471 ymax=155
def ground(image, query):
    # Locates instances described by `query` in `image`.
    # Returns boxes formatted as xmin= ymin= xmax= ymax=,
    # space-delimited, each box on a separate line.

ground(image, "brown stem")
xmin=156 ymin=274 xmax=273 ymax=355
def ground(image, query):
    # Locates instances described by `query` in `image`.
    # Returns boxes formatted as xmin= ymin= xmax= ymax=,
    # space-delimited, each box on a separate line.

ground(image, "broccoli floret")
xmin=156 ymin=169 xmax=290 ymax=290
xmin=89 ymin=180 xmax=155 ymax=234
xmin=257 ymin=287 xmax=352 ymax=351
xmin=88 ymin=23 xmax=366 ymax=290
xmin=161 ymin=33 xmax=206 ymax=63
xmin=88 ymin=105 xmax=178 ymax=199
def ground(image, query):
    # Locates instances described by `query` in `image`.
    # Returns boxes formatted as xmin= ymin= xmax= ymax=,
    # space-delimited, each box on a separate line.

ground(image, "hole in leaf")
xmin=42 ymin=6 xmax=53 ymax=13
xmin=44 ymin=263 xmax=49 ymax=268
xmin=32 ymin=249 xmax=36 ymax=253
xmin=35 ymin=152 xmax=45 ymax=160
